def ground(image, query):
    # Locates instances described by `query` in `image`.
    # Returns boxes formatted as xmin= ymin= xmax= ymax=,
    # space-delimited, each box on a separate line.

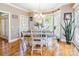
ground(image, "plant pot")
xmin=57 ymin=39 xmax=60 ymax=42
xmin=66 ymin=41 xmax=71 ymax=44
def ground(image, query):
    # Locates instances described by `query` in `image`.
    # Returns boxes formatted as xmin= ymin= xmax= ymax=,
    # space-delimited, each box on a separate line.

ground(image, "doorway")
xmin=0 ymin=11 xmax=9 ymax=40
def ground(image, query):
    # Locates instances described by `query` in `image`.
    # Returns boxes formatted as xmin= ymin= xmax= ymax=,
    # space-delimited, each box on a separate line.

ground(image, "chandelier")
xmin=34 ymin=13 xmax=45 ymax=24
xmin=34 ymin=13 xmax=45 ymax=20
xmin=33 ymin=3 xmax=45 ymax=24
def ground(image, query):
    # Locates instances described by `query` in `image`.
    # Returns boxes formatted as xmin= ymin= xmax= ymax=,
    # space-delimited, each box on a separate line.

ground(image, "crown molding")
xmin=5 ymin=3 xmax=29 ymax=12
xmin=72 ymin=3 xmax=79 ymax=9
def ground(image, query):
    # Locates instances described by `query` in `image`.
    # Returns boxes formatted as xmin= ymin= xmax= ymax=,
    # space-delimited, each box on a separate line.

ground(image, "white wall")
xmin=54 ymin=10 xmax=61 ymax=38
xmin=11 ymin=15 xmax=19 ymax=39
xmin=73 ymin=5 xmax=79 ymax=48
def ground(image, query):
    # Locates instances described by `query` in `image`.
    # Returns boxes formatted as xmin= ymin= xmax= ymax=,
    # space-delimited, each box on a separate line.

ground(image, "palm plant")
xmin=61 ymin=18 xmax=75 ymax=44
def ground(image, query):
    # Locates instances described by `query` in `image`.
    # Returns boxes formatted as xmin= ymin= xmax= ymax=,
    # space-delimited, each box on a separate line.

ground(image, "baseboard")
xmin=9 ymin=37 xmax=21 ymax=43
xmin=0 ymin=36 xmax=8 ymax=42
xmin=72 ymin=41 xmax=79 ymax=51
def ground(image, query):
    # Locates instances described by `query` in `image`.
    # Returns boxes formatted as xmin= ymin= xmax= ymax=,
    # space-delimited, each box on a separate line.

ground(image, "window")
xmin=44 ymin=14 xmax=53 ymax=31
xmin=20 ymin=15 xmax=28 ymax=32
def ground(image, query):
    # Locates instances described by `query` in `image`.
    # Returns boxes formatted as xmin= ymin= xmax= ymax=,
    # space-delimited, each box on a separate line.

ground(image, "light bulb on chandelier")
xmin=34 ymin=13 xmax=45 ymax=20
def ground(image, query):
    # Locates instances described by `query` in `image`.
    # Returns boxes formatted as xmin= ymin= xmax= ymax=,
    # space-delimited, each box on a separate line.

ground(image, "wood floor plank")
xmin=0 ymin=38 xmax=79 ymax=56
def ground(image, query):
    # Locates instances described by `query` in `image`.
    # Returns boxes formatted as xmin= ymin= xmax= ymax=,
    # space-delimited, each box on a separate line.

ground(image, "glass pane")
xmin=44 ymin=15 xmax=53 ymax=31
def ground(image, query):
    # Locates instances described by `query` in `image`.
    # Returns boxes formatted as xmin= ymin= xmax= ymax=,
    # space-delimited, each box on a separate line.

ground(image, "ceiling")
xmin=10 ymin=3 xmax=68 ymax=12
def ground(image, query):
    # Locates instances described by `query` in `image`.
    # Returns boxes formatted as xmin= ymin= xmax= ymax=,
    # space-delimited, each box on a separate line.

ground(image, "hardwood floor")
xmin=0 ymin=38 xmax=21 ymax=56
xmin=0 ymin=38 xmax=8 ymax=56
xmin=0 ymin=38 xmax=79 ymax=56
xmin=25 ymin=40 xmax=79 ymax=56
xmin=8 ymin=39 xmax=21 ymax=56
xmin=59 ymin=42 xmax=79 ymax=56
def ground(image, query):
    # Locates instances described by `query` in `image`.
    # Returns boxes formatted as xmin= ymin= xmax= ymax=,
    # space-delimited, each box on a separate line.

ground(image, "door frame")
xmin=0 ymin=10 xmax=10 ymax=41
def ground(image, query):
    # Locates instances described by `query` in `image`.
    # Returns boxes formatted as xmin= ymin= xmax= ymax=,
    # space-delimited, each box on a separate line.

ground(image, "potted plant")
xmin=56 ymin=37 xmax=60 ymax=42
xmin=61 ymin=19 xmax=75 ymax=44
